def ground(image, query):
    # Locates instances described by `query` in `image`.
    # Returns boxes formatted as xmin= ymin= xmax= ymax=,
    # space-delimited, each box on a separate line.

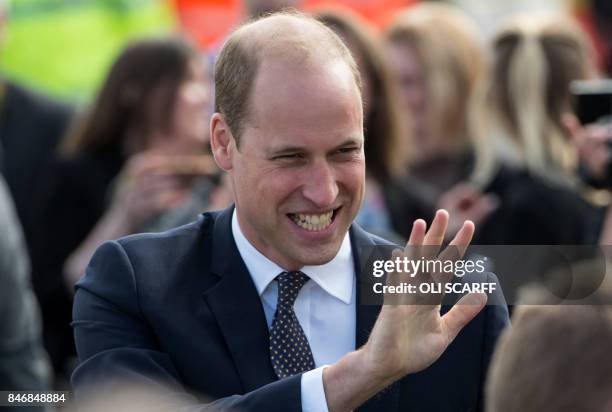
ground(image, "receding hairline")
xmin=213 ymin=11 xmax=361 ymax=142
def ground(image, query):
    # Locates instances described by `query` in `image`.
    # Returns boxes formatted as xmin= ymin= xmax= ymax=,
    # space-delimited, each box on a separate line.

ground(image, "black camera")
xmin=572 ymin=79 xmax=612 ymax=126
xmin=571 ymin=80 xmax=612 ymax=188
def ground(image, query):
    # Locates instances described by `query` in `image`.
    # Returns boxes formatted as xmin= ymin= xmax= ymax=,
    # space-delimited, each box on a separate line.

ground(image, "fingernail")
xmin=465 ymin=293 xmax=487 ymax=306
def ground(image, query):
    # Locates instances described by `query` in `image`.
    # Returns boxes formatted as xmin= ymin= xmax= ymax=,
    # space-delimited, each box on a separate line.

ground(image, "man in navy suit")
xmin=72 ymin=12 xmax=509 ymax=412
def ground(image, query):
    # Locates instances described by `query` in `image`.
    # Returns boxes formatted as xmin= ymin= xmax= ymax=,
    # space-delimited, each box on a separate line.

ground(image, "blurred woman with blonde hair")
xmin=381 ymin=2 xmax=502 ymax=241
xmin=384 ymin=3 xmax=486 ymax=201
xmin=471 ymin=12 xmax=597 ymax=187
xmin=468 ymin=13 xmax=606 ymax=245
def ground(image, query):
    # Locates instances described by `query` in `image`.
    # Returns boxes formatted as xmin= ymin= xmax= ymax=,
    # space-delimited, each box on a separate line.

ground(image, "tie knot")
xmin=276 ymin=271 xmax=309 ymax=308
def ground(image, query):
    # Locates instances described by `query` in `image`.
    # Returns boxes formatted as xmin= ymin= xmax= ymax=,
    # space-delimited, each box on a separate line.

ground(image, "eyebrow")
xmin=266 ymin=137 xmax=363 ymax=156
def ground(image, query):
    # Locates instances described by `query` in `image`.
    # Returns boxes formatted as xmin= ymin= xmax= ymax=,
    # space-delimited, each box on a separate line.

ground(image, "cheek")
xmin=337 ymin=160 xmax=366 ymax=192
xmin=235 ymin=162 xmax=301 ymax=203
xmin=262 ymin=168 xmax=304 ymax=199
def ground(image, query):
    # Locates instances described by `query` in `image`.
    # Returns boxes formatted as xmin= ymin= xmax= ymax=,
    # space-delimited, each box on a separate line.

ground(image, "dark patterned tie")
xmin=269 ymin=271 xmax=316 ymax=379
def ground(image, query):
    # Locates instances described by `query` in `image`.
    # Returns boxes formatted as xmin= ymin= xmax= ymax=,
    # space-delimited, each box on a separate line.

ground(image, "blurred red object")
xmin=574 ymin=3 xmax=609 ymax=75
xmin=174 ymin=0 xmax=242 ymax=49
xmin=173 ymin=0 xmax=414 ymax=50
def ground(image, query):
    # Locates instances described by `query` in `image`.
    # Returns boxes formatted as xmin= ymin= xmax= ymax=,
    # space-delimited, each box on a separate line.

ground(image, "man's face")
xmin=230 ymin=58 xmax=365 ymax=270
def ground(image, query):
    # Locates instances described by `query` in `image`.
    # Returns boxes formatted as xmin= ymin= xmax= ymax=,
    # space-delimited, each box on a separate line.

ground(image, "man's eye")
xmin=274 ymin=154 xmax=303 ymax=161
xmin=336 ymin=147 xmax=360 ymax=155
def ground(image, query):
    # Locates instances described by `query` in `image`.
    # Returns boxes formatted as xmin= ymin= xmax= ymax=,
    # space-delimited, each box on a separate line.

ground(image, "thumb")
xmin=561 ymin=113 xmax=582 ymax=140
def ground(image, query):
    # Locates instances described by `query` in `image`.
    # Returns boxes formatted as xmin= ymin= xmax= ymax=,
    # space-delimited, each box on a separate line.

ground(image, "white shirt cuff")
xmin=301 ymin=365 xmax=330 ymax=412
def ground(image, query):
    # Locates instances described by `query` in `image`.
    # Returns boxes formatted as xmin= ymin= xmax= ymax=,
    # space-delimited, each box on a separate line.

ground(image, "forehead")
xmin=242 ymin=57 xmax=363 ymax=146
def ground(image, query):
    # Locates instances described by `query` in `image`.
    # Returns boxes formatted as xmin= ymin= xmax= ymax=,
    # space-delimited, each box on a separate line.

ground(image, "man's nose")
xmin=302 ymin=160 xmax=339 ymax=208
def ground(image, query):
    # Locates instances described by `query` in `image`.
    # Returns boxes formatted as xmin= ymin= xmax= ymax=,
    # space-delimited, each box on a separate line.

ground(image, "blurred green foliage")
xmin=0 ymin=0 xmax=176 ymax=102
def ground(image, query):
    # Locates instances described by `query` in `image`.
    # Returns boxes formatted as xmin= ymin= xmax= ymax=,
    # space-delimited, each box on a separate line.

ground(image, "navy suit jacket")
xmin=72 ymin=206 xmax=509 ymax=411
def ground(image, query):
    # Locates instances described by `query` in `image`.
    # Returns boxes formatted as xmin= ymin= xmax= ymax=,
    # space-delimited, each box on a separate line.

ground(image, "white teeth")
xmin=289 ymin=211 xmax=334 ymax=231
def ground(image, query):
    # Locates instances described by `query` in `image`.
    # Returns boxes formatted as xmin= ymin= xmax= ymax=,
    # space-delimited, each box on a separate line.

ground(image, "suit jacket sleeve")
xmin=0 ymin=177 xmax=51 ymax=397
xmin=72 ymin=240 xmax=303 ymax=412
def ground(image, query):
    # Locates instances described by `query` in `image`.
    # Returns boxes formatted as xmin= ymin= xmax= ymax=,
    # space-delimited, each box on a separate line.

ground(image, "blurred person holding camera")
xmin=28 ymin=36 xmax=215 ymax=384
xmin=469 ymin=12 xmax=607 ymax=245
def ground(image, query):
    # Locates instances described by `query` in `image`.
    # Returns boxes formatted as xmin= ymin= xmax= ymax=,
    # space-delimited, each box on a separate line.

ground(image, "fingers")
xmin=449 ymin=220 xmax=475 ymax=256
xmin=471 ymin=195 xmax=500 ymax=222
xmin=584 ymin=123 xmax=612 ymax=142
xmin=439 ymin=183 xmax=478 ymax=208
xmin=408 ymin=219 xmax=427 ymax=246
xmin=561 ymin=112 xmax=582 ymax=141
xmin=441 ymin=292 xmax=487 ymax=343
xmin=130 ymin=189 xmax=188 ymax=215
xmin=122 ymin=173 xmax=190 ymax=225
xmin=435 ymin=221 xmax=475 ymax=283
xmin=383 ymin=248 xmax=408 ymax=305
xmin=423 ymin=210 xmax=449 ymax=246
xmin=401 ymin=212 xmax=474 ymax=292
xmin=123 ymin=152 xmax=171 ymax=178
xmin=419 ymin=210 xmax=449 ymax=262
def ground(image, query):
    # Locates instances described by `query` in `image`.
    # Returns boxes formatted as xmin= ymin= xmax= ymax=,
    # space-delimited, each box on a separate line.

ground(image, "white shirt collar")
xmin=231 ymin=208 xmax=354 ymax=304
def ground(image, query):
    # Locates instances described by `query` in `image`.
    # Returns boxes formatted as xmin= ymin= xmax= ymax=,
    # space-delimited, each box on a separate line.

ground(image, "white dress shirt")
xmin=231 ymin=210 xmax=356 ymax=412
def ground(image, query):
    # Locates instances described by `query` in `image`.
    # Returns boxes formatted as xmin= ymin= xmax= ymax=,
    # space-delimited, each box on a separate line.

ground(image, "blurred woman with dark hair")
xmin=28 ymin=36 xmax=215 ymax=382
xmin=316 ymin=7 xmax=432 ymax=240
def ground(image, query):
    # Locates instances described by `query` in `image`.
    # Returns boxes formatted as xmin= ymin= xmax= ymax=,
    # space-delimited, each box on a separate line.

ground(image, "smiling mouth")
xmin=287 ymin=207 xmax=340 ymax=232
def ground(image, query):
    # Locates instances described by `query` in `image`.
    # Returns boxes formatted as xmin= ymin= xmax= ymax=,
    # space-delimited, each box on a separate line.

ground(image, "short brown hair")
xmin=486 ymin=277 xmax=612 ymax=412
xmin=213 ymin=11 xmax=361 ymax=147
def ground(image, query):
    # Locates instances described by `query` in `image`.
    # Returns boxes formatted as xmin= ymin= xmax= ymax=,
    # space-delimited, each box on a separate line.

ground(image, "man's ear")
xmin=210 ymin=113 xmax=235 ymax=172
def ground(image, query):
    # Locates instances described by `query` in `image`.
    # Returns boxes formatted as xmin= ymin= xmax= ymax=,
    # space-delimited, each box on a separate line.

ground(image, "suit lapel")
xmin=351 ymin=224 xmax=401 ymax=412
xmin=201 ymin=212 xmax=400 ymax=409
xmin=202 ymin=207 xmax=278 ymax=392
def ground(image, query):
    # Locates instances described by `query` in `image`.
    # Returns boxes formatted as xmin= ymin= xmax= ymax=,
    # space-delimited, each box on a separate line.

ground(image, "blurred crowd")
xmin=1 ymin=0 xmax=612 ymax=410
